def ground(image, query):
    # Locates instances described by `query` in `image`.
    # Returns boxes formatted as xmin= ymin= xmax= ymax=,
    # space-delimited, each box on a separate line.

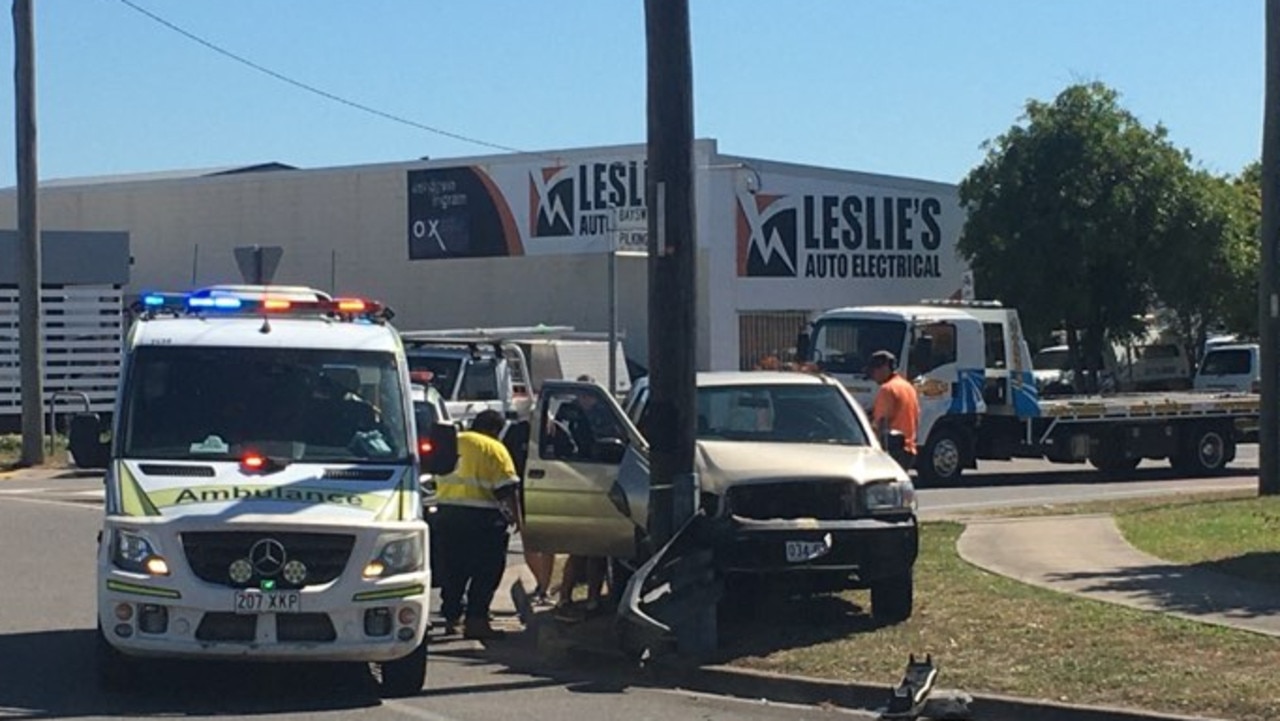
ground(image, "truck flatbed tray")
xmin=1037 ymin=391 xmax=1259 ymax=420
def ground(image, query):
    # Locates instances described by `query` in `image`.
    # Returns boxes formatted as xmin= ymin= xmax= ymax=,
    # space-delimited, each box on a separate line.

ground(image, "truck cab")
xmin=73 ymin=285 xmax=457 ymax=696
xmin=803 ymin=300 xmax=1037 ymax=483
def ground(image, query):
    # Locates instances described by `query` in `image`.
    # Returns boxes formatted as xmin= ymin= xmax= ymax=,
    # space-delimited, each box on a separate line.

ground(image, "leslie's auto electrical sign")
xmin=734 ymin=182 xmax=961 ymax=282
xmin=407 ymin=153 xmax=963 ymax=288
xmin=407 ymin=156 xmax=649 ymax=261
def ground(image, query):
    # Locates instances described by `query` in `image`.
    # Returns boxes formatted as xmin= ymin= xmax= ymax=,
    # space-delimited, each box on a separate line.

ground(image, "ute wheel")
xmin=377 ymin=640 xmax=428 ymax=698
xmin=916 ymin=428 xmax=964 ymax=486
xmin=870 ymin=572 xmax=914 ymax=624
xmin=95 ymin=623 xmax=139 ymax=693
xmin=1171 ymin=425 xmax=1233 ymax=477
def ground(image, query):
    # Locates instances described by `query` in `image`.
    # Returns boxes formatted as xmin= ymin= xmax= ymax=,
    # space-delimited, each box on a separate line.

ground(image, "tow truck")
xmin=70 ymin=285 xmax=458 ymax=696
xmin=798 ymin=300 xmax=1261 ymax=484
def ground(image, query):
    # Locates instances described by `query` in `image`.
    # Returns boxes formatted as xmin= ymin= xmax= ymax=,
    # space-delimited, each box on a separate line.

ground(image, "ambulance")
xmin=71 ymin=285 xmax=457 ymax=696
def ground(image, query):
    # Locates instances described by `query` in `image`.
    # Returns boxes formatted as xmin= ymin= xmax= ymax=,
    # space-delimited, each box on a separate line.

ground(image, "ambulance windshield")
xmin=121 ymin=346 xmax=410 ymax=464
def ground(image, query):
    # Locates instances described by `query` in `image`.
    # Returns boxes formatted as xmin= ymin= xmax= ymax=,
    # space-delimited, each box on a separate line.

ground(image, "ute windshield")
xmin=122 ymin=346 xmax=410 ymax=464
xmin=696 ymin=384 xmax=870 ymax=445
xmin=810 ymin=318 xmax=906 ymax=376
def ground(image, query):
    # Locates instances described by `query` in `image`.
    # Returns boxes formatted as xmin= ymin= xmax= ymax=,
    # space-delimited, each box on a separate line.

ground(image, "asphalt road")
xmin=917 ymin=444 xmax=1259 ymax=518
xmin=0 ymin=487 xmax=873 ymax=721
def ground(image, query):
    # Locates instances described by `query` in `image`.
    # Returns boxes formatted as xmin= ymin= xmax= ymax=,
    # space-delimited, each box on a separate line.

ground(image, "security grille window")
xmin=738 ymin=311 xmax=811 ymax=370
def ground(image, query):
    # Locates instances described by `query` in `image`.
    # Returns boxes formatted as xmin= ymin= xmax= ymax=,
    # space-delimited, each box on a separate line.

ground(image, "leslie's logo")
xmin=529 ymin=161 xmax=647 ymax=239
xmin=529 ymin=167 xmax=575 ymax=237
xmin=736 ymin=190 xmax=946 ymax=279
xmin=737 ymin=193 xmax=799 ymax=277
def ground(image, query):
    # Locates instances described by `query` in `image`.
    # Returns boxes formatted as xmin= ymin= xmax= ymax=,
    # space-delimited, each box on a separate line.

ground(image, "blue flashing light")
xmin=187 ymin=295 xmax=242 ymax=310
xmin=213 ymin=296 xmax=242 ymax=309
xmin=142 ymin=294 xmax=165 ymax=307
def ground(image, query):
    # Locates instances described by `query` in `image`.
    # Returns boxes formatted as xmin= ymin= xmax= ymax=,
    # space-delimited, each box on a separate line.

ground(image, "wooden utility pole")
xmin=1262 ymin=0 xmax=1280 ymax=496
xmin=645 ymin=0 xmax=717 ymax=656
xmin=14 ymin=0 xmax=44 ymax=466
xmin=644 ymin=0 xmax=697 ymax=549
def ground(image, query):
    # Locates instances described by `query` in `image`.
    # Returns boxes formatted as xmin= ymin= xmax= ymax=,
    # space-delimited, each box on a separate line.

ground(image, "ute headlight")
xmin=112 ymin=530 xmax=169 ymax=576
xmin=862 ymin=480 xmax=917 ymax=514
xmin=363 ymin=534 xmax=424 ymax=578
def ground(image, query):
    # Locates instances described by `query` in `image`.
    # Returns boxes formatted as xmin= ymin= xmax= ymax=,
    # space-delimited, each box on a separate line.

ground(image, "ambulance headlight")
xmin=112 ymin=530 xmax=169 ymax=576
xmin=363 ymin=534 xmax=424 ymax=578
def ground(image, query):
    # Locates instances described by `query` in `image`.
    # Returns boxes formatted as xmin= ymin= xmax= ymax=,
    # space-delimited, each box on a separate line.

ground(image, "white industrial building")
xmin=0 ymin=139 xmax=968 ymax=372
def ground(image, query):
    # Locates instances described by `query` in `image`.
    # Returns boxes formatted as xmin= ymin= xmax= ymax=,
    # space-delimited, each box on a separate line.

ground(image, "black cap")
xmin=866 ymin=350 xmax=897 ymax=371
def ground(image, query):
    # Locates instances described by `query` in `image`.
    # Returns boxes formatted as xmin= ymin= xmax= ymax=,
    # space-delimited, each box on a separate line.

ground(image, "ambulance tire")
xmin=95 ymin=623 xmax=139 ymax=693
xmin=916 ymin=428 xmax=965 ymax=487
xmin=378 ymin=639 xmax=428 ymax=697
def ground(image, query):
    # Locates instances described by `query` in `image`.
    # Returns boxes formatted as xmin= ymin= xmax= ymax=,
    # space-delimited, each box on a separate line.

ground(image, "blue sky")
xmin=0 ymin=1 xmax=1263 ymax=187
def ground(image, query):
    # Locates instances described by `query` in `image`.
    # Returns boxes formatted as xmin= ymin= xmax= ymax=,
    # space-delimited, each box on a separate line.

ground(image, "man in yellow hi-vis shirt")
xmin=434 ymin=409 xmax=520 ymax=640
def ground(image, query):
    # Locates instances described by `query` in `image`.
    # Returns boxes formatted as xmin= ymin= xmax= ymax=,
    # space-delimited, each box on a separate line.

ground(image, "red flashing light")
xmin=410 ymin=370 xmax=435 ymax=384
xmin=418 ymin=439 xmax=434 ymax=456
xmin=336 ymin=298 xmax=368 ymax=313
xmin=241 ymin=454 xmax=266 ymax=471
xmin=263 ymin=298 xmax=292 ymax=311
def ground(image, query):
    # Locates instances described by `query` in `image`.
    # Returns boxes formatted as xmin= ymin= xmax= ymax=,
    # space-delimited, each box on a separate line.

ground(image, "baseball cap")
xmin=865 ymin=350 xmax=897 ymax=372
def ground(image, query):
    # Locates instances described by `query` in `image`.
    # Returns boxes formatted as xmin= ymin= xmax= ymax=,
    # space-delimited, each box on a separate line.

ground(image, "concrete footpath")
xmin=957 ymin=514 xmax=1280 ymax=637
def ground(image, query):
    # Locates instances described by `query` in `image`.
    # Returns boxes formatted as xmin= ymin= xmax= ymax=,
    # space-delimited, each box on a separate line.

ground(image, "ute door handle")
xmin=527 ymin=468 xmax=546 ymax=479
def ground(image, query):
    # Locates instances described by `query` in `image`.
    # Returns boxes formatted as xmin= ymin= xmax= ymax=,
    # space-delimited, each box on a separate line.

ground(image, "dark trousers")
xmin=434 ymin=505 xmax=510 ymax=622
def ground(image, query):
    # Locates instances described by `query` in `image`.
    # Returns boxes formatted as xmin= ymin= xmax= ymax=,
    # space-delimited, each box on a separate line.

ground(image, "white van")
xmin=71 ymin=285 xmax=457 ymax=696
xmin=1194 ymin=343 xmax=1260 ymax=393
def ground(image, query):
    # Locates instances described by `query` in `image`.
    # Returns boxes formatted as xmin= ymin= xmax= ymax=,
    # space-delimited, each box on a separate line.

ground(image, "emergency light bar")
xmin=132 ymin=287 xmax=393 ymax=323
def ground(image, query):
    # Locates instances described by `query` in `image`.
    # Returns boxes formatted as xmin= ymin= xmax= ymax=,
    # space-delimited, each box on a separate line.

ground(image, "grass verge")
xmin=1117 ymin=495 xmax=1280 ymax=587
xmin=724 ymin=522 xmax=1280 ymax=721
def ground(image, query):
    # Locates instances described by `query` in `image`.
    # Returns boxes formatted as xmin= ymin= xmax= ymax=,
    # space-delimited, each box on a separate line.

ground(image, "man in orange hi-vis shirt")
xmin=866 ymin=350 xmax=920 ymax=471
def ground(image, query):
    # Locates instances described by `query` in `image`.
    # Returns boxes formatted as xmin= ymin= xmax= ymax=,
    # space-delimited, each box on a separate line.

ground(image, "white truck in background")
xmin=400 ymin=326 xmax=632 ymax=426
xmin=798 ymin=300 xmax=1260 ymax=484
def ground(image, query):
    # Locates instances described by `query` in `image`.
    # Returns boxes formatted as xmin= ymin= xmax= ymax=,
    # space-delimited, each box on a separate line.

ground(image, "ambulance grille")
xmin=181 ymin=531 xmax=356 ymax=589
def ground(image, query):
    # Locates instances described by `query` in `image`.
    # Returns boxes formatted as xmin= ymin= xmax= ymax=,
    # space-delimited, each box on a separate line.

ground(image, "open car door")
xmin=522 ymin=380 xmax=648 ymax=558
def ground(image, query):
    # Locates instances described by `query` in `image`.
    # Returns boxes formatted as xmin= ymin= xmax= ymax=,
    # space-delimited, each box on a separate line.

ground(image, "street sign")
xmin=233 ymin=245 xmax=283 ymax=284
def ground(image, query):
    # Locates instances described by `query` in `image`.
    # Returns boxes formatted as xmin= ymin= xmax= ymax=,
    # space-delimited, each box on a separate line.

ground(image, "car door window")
xmin=539 ymin=386 xmax=628 ymax=463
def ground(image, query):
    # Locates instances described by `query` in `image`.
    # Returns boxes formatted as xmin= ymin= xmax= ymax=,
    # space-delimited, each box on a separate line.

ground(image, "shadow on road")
xmin=0 ymin=628 xmax=379 ymax=718
xmin=1044 ymin=552 xmax=1280 ymax=622
xmin=713 ymin=591 xmax=877 ymax=663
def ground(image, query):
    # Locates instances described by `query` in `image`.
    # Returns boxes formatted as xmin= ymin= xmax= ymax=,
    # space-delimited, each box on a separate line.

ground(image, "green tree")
xmin=1146 ymin=168 xmax=1260 ymax=362
xmin=958 ymin=82 xmax=1188 ymax=389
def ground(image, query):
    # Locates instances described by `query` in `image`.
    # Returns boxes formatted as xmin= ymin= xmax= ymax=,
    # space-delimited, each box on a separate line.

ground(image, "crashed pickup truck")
xmin=519 ymin=371 xmax=919 ymax=622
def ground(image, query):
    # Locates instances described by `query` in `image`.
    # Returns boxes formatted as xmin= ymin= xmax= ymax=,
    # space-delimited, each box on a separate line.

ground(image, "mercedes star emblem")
xmin=248 ymin=538 xmax=287 ymax=577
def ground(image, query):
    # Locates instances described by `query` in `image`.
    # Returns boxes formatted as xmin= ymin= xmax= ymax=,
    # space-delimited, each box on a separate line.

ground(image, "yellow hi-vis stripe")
xmin=118 ymin=463 xmax=160 ymax=517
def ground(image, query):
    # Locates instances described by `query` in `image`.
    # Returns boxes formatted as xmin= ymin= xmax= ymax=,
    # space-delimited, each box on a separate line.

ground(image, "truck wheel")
xmin=1171 ymin=426 xmax=1232 ymax=477
xmin=95 ymin=623 xmax=138 ymax=693
xmin=377 ymin=640 xmax=428 ymax=698
xmin=870 ymin=573 xmax=913 ymax=624
xmin=1088 ymin=436 xmax=1140 ymax=475
xmin=917 ymin=429 xmax=964 ymax=486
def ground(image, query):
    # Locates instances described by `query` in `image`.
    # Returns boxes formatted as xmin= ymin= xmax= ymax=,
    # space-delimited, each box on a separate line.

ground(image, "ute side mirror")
xmin=420 ymin=421 xmax=459 ymax=476
xmin=593 ymin=437 xmax=628 ymax=465
xmin=68 ymin=413 xmax=110 ymax=469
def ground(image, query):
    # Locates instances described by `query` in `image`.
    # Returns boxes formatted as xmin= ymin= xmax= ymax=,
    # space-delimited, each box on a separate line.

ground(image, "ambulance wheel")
xmin=95 ymin=623 xmax=139 ymax=693
xmin=917 ymin=428 xmax=964 ymax=486
xmin=378 ymin=639 xmax=428 ymax=697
